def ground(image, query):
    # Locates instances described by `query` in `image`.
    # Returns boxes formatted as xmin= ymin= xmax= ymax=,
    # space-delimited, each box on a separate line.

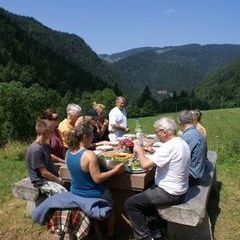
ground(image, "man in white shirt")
xmin=108 ymin=96 xmax=129 ymax=141
xmin=125 ymin=117 xmax=191 ymax=240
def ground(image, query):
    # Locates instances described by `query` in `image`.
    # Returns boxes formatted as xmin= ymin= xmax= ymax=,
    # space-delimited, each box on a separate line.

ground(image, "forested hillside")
xmin=106 ymin=44 xmax=240 ymax=97
xmin=0 ymin=8 xmax=117 ymax=93
xmin=0 ymin=8 xmax=120 ymax=144
xmin=196 ymin=59 xmax=240 ymax=109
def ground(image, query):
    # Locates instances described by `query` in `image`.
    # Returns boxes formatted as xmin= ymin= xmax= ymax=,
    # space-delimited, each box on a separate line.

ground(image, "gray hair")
xmin=178 ymin=110 xmax=193 ymax=124
xmin=67 ymin=103 xmax=81 ymax=116
xmin=154 ymin=117 xmax=176 ymax=135
xmin=116 ymin=96 xmax=126 ymax=103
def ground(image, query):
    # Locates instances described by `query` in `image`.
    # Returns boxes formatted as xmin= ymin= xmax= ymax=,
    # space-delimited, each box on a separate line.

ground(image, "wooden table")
xmin=59 ymin=165 xmax=155 ymax=236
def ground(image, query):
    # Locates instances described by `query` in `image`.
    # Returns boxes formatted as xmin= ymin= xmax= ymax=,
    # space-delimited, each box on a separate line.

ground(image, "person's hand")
xmin=114 ymin=163 xmax=125 ymax=174
xmin=144 ymin=145 xmax=155 ymax=154
xmin=133 ymin=142 xmax=143 ymax=154
xmin=125 ymin=127 xmax=129 ymax=133
xmin=103 ymin=119 xmax=109 ymax=126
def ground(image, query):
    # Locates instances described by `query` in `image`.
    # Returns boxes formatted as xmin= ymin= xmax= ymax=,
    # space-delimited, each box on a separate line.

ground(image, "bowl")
xmin=98 ymin=156 xmax=125 ymax=170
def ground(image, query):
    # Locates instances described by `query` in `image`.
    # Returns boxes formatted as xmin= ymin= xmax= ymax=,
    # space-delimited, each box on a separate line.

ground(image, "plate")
xmin=95 ymin=145 xmax=114 ymax=151
xmin=146 ymin=134 xmax=157 ymax=139
xmin=123 ymin=134 xmax=136 ymax=139
xmin=109 ymin=140 xmax=119 ymax=146
xmin=93 ymin=150 xmax=103 ymax=156
xmin=124 ymin=165 xmax=147 ymax=174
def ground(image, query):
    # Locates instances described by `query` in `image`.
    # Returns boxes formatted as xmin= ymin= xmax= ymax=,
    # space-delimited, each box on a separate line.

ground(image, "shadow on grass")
xmin=207 ymin=180 xmax=222 ymax=235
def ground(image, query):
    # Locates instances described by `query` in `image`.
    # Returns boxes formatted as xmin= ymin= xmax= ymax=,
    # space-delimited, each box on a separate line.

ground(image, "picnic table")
xmin=59 ymin=164 xmax=155 ymax=235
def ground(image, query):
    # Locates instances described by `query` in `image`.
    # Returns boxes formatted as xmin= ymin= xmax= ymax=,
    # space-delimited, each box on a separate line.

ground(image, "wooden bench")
xmin=157 ymin=150 xmax=217 ymax=240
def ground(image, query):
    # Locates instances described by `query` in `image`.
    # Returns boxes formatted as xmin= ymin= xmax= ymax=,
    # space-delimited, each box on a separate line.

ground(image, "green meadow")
xmin=0 ymin=108 xmax=240 ymax=239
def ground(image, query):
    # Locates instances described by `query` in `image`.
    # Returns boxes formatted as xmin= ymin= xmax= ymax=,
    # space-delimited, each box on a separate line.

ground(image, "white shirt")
xmin=108 ymin=106 xmax=127 ymax=141
xmin=148 ymin=137 xmax=191 ymax=195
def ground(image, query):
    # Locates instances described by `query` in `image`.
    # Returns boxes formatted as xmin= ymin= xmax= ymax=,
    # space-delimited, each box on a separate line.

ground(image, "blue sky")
xmin=0 ymin=0 xmax=239 ymax=54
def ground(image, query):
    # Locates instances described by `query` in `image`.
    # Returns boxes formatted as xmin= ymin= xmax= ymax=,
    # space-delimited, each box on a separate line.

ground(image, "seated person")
xmin=191 ymin=109 xmax=207 ymax=137
xmin=178 ymin=110 xmax=208 ymax=186
xmin=75 ymin=114 xmax=108 ymax=149
xmin=93 ymin=102 xmax=109 ymax=141
xmin=41 ymin=108 xmax=65 ymax=164
xmin=58 ymin=103 xmax=81 ymax=152
xmin=26 ymin=119 xmax=67 ymax=196
xmin=65 ymin=124 xmax=124 ymax=239
xmin=125 ymin=117 xmax=191 ymax=240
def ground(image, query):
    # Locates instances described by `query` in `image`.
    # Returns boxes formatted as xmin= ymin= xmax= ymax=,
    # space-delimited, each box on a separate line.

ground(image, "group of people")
xmin=126 ymin=110 xmax=207 ymax=240
xmin=26 ymin=96 xmax=128 ymax=239
xmin=26 ymin=95 xmax=208 ymax=240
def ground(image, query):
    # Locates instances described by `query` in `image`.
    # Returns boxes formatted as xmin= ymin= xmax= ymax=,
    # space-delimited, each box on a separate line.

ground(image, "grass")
xmin=0 ymin=108 xmax=240 ymax=239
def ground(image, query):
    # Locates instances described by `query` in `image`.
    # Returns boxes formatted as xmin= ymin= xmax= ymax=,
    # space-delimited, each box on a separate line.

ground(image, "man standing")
xmin=26 ymin=119 xmax=67 ymax=196
xmin=178 ymin=110 xmax=208 ymax=186
xmin=125 ymin=117 xmax=190 ymax=240
xmin=108 ymin=96 xmax=129 ymax=141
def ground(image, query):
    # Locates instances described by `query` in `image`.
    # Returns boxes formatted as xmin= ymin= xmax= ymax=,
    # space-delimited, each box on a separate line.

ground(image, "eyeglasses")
xmin=155 ymin=128 xmax=164 ymax=133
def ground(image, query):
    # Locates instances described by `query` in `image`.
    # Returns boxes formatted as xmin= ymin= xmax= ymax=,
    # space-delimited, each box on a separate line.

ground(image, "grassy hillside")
xmin=0 ymin=108 xmax=240 ymax=239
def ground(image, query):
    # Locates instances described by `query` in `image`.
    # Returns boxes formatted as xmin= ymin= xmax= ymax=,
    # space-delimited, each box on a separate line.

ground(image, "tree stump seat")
xmin=12 ymin=177 xmax=47 ymax=216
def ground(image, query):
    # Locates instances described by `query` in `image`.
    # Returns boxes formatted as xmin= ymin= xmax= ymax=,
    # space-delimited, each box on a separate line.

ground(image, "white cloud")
xmin=164 ymin=8 xmax=176 ymax=14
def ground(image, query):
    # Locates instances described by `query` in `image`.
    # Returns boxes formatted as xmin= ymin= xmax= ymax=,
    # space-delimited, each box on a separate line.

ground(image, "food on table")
xmin=128 ymin=160 xmax=142 ymax=171
xmin=102 ymin=152 xmax=133 ymax=162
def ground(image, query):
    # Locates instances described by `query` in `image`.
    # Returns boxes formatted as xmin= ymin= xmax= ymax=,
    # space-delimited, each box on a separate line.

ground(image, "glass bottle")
xmin=135 ymin=118 xmax=144 ymax=146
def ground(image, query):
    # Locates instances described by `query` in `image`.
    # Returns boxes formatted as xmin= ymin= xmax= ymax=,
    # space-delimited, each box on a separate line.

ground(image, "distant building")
xmin=157 ymin=90 xmax=173 ymax=98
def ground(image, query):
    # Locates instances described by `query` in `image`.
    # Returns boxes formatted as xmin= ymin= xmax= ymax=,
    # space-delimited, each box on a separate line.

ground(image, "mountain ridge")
xmin=103 ymin=44 xmax=240 ymax=96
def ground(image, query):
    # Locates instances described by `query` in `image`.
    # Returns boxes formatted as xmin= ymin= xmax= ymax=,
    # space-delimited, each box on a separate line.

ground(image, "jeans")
xmin=125 ymin=184 xmax=185 ymax=240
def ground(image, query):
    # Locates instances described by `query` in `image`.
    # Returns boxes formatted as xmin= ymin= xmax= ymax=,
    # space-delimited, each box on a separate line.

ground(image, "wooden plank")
xmin=157 ymin=150 xmax=217 ymax=226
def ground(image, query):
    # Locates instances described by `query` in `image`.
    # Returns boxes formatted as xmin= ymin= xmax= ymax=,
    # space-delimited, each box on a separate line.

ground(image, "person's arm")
xmin=86 ymin=151 xmax=125 ymax=183
xmin=39 ymin=167 xmax=62 ymax=184
xmin=51 ymin=154 xmax=65 ymax=164
xmin=109 ymin=110 xmax=129 ymax=133
xmin=110 ymin=123 xmax=129 ymax=132
xmin=134 ymin=144 xmax=155 ymax=170
xmin=95 ymin=119 xmax=109 ymax=139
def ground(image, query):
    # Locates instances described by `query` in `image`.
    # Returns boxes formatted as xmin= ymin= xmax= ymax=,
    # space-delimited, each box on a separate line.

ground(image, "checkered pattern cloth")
xmin=47 ymin=208 xmax=91 ymax=239
xmin=40 ymin=181 xmax=67 ymax=196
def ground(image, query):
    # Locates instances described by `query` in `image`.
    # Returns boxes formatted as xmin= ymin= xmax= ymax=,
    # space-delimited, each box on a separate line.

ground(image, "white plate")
xmin=116 ymin=137 xmax=125 ymax=141
xmin=95 ymin=145 xmax=114 ymax=151
xmin=146 ymin=134 xmax=157 ymax=139
xmin=153 ymin=142 xmax=163 ymax=147
xmin=93 ymin=150 xmax=103 ymax=156
xmin=123 ymin=134 xmax=136 ymax=139
xmin=109 ymin=141 xmax=119 ymax=146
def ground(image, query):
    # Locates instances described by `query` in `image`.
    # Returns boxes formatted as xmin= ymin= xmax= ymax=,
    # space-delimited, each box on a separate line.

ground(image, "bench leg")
xmin=92 ymin=220 xmax=105 ymax=240
xmin=167 ymin=213 xmax=214 ymax=240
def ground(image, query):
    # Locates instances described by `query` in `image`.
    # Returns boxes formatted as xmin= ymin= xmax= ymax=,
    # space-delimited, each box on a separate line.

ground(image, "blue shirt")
xmin=66 ymin=149 xmax=106 ymax=198
xmin=181 ymin=126 xmax=208 ymax=179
